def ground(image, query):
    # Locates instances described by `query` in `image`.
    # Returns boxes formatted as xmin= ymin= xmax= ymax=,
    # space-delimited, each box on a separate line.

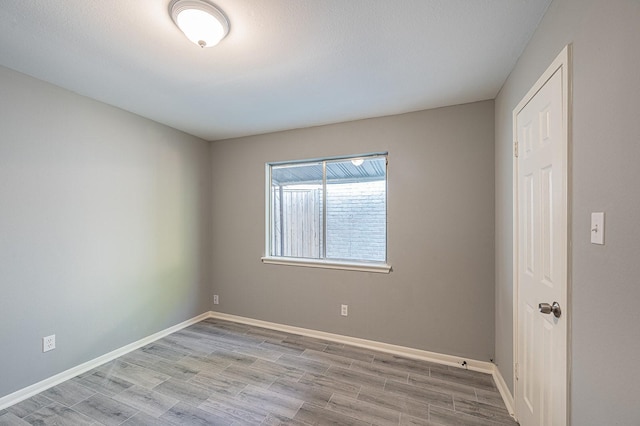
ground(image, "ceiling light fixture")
xmin=169 ymin=0 xmax=229 ymax=48
xmin=351 ymin=158 xmax=364 ymax=167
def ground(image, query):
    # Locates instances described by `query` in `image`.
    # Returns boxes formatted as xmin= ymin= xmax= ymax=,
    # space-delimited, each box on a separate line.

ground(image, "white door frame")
xmin=512 ymin=44 xmax=572 ymax=424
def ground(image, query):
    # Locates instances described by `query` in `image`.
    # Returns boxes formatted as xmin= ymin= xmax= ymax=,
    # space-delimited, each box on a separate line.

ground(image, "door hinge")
xmin=515 ymin=362 xmax=519 ymax=380
xmin=514 ymin=140 xmax=519 ymax=158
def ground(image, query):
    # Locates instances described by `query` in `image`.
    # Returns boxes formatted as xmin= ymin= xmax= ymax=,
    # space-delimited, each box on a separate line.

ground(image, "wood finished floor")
xmin=0 ymin=318 xmax=518 ymax=425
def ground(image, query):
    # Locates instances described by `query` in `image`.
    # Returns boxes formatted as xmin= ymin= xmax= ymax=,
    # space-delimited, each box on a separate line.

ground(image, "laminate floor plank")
xmin=350 ymin=359 xmax=410 ymax=382
xmin=0 ymin=412 xmax=31 ymax=426
xmin=71 ymin=371 xmax=135 ymax=397
xmin=268 ymin=378 xmax=334 ymax=408
xmin=40 ymin=381 xmax=96 ymax=407
xmin=122 ymin=411 xmax=174 ymax=426
xmin=294 ymin=402 xmax=370 ymax=426
xmin=275 ymin=354 xmax=330 ymax=375
xmin=96 ymin=360 xmax=171 ymax=390
xmin=357 ymin=386 xmax=430 ymax=419
xmin=160 ymin=401 xmax=233 ymax=426
xmin=22 ymin=403 xmax=95 ymax=426
xmin=326 ymin=393 xmax=401 ymax=425
xmin=72 ymin=394 xmax=138 ymax=426
xmin=112 ymin=385 xmax=179 ymax=418
xmin=6 ymin=395 xmax=53 ymax=419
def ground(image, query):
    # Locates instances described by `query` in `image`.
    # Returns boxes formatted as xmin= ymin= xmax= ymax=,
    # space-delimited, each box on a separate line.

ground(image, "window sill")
xmin=261 ymin=257 xmax=392 ymax=274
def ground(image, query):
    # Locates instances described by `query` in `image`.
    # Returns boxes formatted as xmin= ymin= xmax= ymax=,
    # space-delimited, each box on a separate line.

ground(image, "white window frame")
xmin=261 ymin=153 xmax=391 ymax=273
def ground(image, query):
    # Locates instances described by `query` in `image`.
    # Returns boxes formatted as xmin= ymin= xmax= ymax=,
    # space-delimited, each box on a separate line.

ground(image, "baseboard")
xmin=492 ymin=364 xmax=515 ymax=416
xmin=208 ymin=311 xmax=495 ymax=374
xmin=0 ymin=311 xmax=211 ymax=411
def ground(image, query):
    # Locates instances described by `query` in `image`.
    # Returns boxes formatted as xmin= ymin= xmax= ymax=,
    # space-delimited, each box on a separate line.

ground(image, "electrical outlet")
xmin=43 ymin=335 xmax=56 ymax=352
xmin=341 ymin=304 xmax=348 ymax=316
xmin=213 ymin=295 xmax=219 ymax=305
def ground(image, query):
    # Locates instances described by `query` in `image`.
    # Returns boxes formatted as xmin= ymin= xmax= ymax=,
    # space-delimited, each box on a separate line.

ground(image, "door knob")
xmin=538 ymin=301 xmax=562 ymax=318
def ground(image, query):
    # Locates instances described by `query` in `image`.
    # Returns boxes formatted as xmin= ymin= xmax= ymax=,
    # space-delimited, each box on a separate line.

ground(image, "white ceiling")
xmin=0 ymin=1 xmax=551 ymax=141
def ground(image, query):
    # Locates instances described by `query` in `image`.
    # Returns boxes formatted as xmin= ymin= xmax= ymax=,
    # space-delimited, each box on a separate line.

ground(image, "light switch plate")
xmin=591 ymin=212 xmax=605 ymax=245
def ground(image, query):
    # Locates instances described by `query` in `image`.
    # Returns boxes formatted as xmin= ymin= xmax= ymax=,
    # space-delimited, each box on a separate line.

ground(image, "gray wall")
xmin=211 ymin=101 xmax=495 ymax=361
xmin=494 ymin=0 xmax=640 ymax=423
xmin=0 ymin=66 xmax=212 ymax=399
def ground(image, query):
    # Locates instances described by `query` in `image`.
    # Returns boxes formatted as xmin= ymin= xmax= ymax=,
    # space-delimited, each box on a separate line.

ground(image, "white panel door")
xmin=515 ymin=60 xmax=568 ymax=425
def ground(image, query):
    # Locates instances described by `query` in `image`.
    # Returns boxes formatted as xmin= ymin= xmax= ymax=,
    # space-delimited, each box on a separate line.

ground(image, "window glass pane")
xmin=271 ymin=162 xmax=323 ymax=258
xmin=325 ymin=157 xmax=386 ymax=262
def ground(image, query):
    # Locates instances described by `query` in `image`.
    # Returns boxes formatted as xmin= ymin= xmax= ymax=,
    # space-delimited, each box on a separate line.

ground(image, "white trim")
xmin=492 ymin=365 xmax=515 ymax=416
xmin=267 ymin=152 xmax=388 ymax=167
xmin=264 ymin=152 xmax=390 ymax=266
xmin=512 ymin=44 xmax=571 ymax=424
xmin=264 ymin=163 xmax=271 ymax=259
xmin=0 ymin=312 xmax=210 ymax=411
xmin=261 ymin=256 xmax=391 ymax=273
xmin=209 ymin=311 xmax=493 ymax=373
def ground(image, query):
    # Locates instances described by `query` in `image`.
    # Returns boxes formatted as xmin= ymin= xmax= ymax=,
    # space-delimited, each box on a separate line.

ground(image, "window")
xmin=263 ymin=154 xmax=390 ymax=273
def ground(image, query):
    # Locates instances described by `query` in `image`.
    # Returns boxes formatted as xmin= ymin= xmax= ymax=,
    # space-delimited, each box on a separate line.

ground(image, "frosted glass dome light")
xmin=170 ymin=0 xmax=229 ymax=48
